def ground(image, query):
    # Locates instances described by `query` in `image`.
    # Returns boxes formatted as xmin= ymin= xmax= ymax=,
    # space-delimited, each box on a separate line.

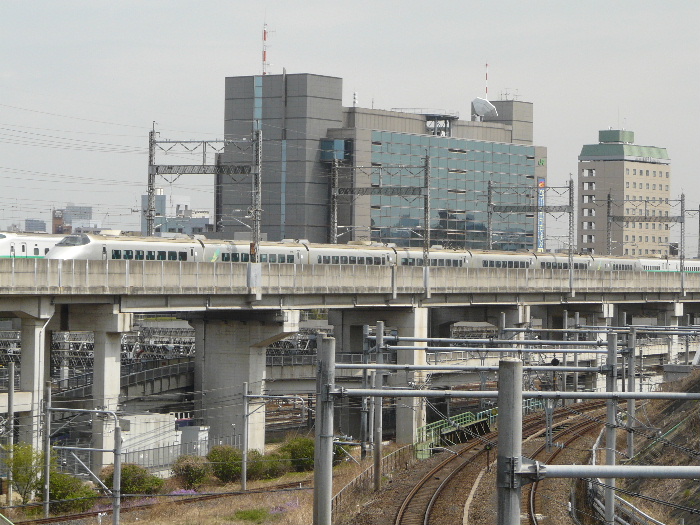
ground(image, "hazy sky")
xmin=2 ymin=1 xmax=699 ymax=246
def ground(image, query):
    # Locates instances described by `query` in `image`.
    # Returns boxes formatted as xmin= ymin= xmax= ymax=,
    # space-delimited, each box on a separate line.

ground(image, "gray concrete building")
xmin=219 ymin=73 xmax=547 ymax=250
xmin=578 ymin=130 xmax=671 ymax=256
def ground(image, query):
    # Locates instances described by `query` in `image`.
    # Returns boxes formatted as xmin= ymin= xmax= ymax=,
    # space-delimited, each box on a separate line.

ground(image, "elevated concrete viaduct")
xmin=1 ymin=258 xmax=700 ymax=470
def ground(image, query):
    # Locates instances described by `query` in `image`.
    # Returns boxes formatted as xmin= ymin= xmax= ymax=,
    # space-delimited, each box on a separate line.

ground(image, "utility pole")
xmin=606 ymin=192 xmax=613 ymax=254
xmin=330 ymin=159 xmax=339 ymax=244
xmin=146 ymin=127 xmax=157 ymax=236
xmin=423 ymin=155 xmax=431 ymax=265
xmin=251 ymin=129 xmax=262 ymax=262
xmin=6 ymin=361 xmax=14 ymax=505
xmin=373 ymin=321 xmax=384 ymax=492
xmin=43 ymin=381 xmax=51 ymax=518
xmin=241 ymin=382 xmax=249 ymax=491
xmin=487 ymin=181 xmax=493 ymax=250
xmin=313 ymin=335 xmax=336 ymax=525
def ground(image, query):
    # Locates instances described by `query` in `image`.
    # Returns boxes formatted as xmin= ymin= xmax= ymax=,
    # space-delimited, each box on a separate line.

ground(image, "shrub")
xmin=41 ymin=471 xmax=97 ymax=513
xmin=206 ymin=445 xmax=242 ymax=483
xmin=280 ymin=437 xmax=315 ymax=472
xmin=263 ymin=452 xmax=291 ymax=479
xmin=5 ymin=443 xmax=50 ymax=504
xmin=172 ymin=455 xmax=211 ymax=489
xmin=102 ymin=463 xmax=164 ymax=495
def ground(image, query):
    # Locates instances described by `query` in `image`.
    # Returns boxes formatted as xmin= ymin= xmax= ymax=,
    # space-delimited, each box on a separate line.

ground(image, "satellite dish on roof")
xmin=471 ymin=97 xmax=498 ymax=119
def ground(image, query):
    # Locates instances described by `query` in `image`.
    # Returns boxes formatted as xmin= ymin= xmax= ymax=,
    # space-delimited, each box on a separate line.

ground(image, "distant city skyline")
xmin=1 ymin=2 xmax=698 ymax=249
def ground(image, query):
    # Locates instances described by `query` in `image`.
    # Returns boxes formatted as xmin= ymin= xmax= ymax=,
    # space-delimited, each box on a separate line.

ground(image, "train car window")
xmin=167 ymin=251 xmax=177 ymax=261
xmin=259 ymin=254 xmax=267 ymax=262
xmin=365 ymin=257 xmax=373 ymax=265
xmin=374 ymin=257 xmax=381 ymax=265
xmin=417 ymin=258 xmax=424 ymax=266
xmin=357 ymin=257 xmax=365 ymax=264
xmin=332 ymin=256 xmax=340 ymax=264
xmin=44 ymin=248 xmax=50 ymax=255
xmin=156 ymin=251 xmax=166 ymax=261
xmin=269 ymin=254 xmax=277 ymax=263
xmin=482 ymin=261 xmax=488 ymax=268
xmin=231 ymin=253 xmax=239 ymax=262
xmin=401 ymin=258 xmax=408 ymax=265
xmin=222 ymin=253 xmax=230 ymax=262
xmin=34 ymin=248 xmax=39 ymax=256
xmin=178 ymin=252 xmax=187 ymax=261
xmin=322 ymin=256 xmax=330 ymax=264
xmin=146 ymin=251 xmax=156 ymax=261
xmin=430 ymin=259 xmax=437 ymax=267
xmin=382 ymin=257 xmax=386 ymax=265
xmin=495 ymin=261 xmax=502 ymax=268
xmin=241 ymin=253 xmax=250 ymax=262
xmin=317 ymin=255 xmax=322 ymax=263
xmin=112 ymin=250 xmax=121 ymax=260
xmin=278 ymin=254 xmax=285 ymax=263
xmin=507 ymin=261 xmax=513 ymax=268
xmin=124 ymin=250 xmax=134 ymax=260
xmin=350 ymin=256 xmax=357 ymax=264
xmin=340 ymin=256 xmax=348 ymax=264
xmin=287 ymin=254 xmax=294 ymax=263
xmin=135 ymin=250 xmax=144 ymax=261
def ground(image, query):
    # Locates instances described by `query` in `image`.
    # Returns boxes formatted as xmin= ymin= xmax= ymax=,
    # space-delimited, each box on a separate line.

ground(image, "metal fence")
xmin=52 ymin=434 xmax=241 ymax=478
xmin=331 ymin=444 xmax=416 ymax=522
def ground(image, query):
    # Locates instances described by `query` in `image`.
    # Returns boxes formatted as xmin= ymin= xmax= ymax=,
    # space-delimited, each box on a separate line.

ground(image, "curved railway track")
xmin=394 ymin=401 xmax=606 ymax=525
xmin=526 ymin=418 xmax=604 ymax=525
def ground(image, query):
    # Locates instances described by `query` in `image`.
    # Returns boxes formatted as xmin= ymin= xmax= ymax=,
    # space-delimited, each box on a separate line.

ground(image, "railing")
xmin=0 ymin=259 xmax=698 ymax=297
xmin=266 ymin=352 xmax=396 ymax=367
xmin=331 ymin=444 xmax=416 ymax=522
xmin=54 ymin=434 xmax=241 ymax=476
xmin=52 ymin=359 xmax=194 ymax=396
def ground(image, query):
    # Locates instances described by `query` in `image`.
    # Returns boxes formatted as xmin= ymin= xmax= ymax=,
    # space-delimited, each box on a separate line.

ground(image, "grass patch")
xmin=229 ymin=508 xmax=272 ymax=523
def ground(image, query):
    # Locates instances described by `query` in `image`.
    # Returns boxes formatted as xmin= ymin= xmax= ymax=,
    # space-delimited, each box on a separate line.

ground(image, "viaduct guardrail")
xmin=0 ymin=259 xmax=697 ymax=304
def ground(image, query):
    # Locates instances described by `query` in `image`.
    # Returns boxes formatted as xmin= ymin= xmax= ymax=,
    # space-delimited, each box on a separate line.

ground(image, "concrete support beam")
xmin=18 ymin=315 xmax=53 ymax=449
xmin=328 ymin=307 xmax=429 ymax=444
xmin=190 ymin=310 xmax=299 ymax=451
xmin=68 ymin=305 xmax=133 ymax=470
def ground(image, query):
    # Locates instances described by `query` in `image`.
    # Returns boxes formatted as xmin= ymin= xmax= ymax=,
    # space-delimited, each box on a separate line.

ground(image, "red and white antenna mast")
xmin=262 ymin=23 xmax=271 ymax=75
xmin=485 ymin=63 xmax=489 ymax=100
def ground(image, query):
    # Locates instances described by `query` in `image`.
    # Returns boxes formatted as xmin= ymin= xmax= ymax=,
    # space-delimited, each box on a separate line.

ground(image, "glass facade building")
xmin=368 ymin=132 xmax=537 ymax=250
xmin=222 ymin=73 xmax=546 ymax=248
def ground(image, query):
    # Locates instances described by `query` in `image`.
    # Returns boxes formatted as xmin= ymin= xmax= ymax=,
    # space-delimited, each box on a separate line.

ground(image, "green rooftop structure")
xmin=577 ymin=130 xmax=671 ymax=256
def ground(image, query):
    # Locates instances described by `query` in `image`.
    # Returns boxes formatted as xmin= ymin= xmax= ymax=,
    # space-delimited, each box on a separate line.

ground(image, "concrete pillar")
xmin=69 ymin=305 xmax=132 ymax=470
xmin=191 ymin=310 xmax=299 ymax=452
xmin=659 ymin=303 xmax=683 ymax=362
xmin=388 ymin=307 xmax=428 ymax=444
xmin=328 ymin=307 xmax=429 ymax=444
xmin=19 ymin=317 xmax=52 ymax=449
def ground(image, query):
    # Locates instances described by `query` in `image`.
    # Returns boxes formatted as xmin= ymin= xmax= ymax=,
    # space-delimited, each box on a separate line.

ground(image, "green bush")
xmin=172 ymin=455 xmax=211 ymax=489
xmin=206 ymin=445 xmax=242 ymax=483
xmin=245 ymin=450 xmax=267 ymax=480
xmin=280 ymin=437 xmax=315 ymax=472
xmin=263 ymin=452 xmax=291 ymax=479
xmin=102 ymin=464 xmax=164 ymax=495
xmin=41 ymin=471 xmax=97 ymax=513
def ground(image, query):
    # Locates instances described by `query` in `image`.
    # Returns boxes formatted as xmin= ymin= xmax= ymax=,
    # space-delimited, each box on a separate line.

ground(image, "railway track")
xmin=393 ymin=401 xmax=606 ymax=525
xmin=526 ymin=418 xmax=604 ymax=525
xmin=11 ymin=480 xmax=310 ymax=525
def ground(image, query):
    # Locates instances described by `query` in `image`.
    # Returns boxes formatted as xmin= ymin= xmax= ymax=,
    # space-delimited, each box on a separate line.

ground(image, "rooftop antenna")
xmin=472 ymin=62 xmax=497 ymax=121
xmin=485 ymin=63 xmax=489 ymax=100
xmin=262 ymin=23 xmax=271 ymax=75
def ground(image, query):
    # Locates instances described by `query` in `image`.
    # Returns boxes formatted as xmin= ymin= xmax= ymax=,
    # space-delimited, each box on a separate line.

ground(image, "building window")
xmin=626 ymin=182 xmax=630 ymax=188
xmin=583 ymin=195 xmax=595 ymax=203
xmin=583 ymin=182 xmax=595 ymax=190
xmin=633 ymin=169 xmax=637 ymax=175
xmin=583 ymin=208 xmax=596 ymax=217
xmin=626 ymin=168 xmax=629 ymax=175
